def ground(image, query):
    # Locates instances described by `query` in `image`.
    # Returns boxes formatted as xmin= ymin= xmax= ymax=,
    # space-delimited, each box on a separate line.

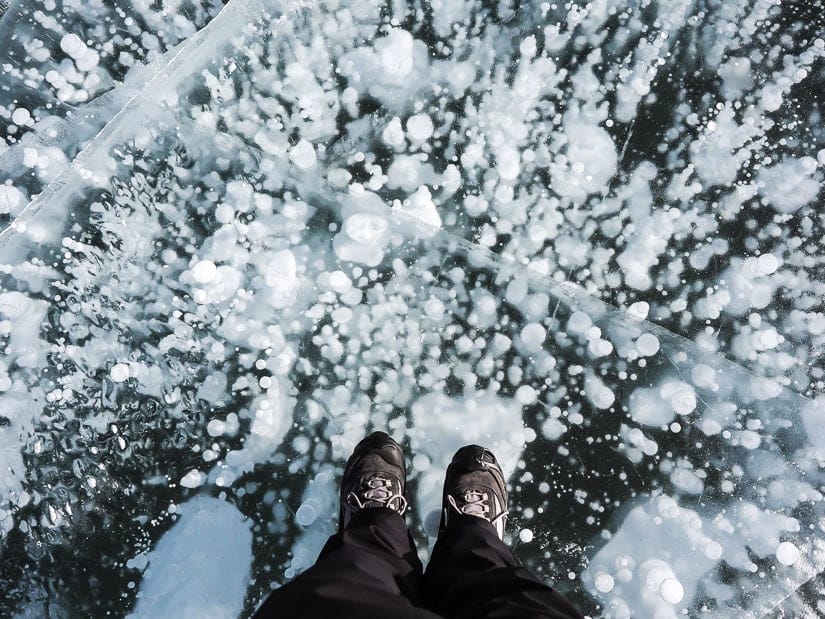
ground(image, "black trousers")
xmin=253 ymin=509 xmax=584 ymax=619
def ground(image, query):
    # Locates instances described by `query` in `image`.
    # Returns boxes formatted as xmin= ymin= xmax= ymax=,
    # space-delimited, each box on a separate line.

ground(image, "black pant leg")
xmin=253 ymin=508 xmax=442 ymax=619
xmin=423 ymin=514 xmax=584 ymax=619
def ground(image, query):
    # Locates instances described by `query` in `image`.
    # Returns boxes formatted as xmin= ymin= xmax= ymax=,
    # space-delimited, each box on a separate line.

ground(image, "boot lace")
xmin=447 ymin=489 xmax=508 ymax=526
xmin=347 ymin=474 xmax=408 ymax=514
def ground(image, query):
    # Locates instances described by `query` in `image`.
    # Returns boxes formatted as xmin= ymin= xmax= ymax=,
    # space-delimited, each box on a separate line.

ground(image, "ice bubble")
xmin=265 ymin=249 xmax=299 ymax=308
xmin=556 ymin=121 xmax=618 ymax=199
xmin=516 ymin=385 xmax=537 ymax=405
xmin=586 ymin=373 xmax=616 ymax=410
xmin=735 ymin=429 xmax=761 ymax=450
xmin=197 ymin=373 xmax=228 ymax=404
xmin=191 ymin=260 xmax=217 ymax=284
xmin=660 ymin=381 xmax=696 ymax=416
xmin=424 ymin=297 xmax=445 ymax=320
xmin=750 ymin=377 xmax=783 ymax=400
xmin=594 ymin=573 xmax=615 ymax=593
xmin=0 ymin=185 xmax=26 ymax=216
xmin=671 ymin=468 xmax=704 ymax=495
xmin=110 ymin=363 xmax=130 ymax=383
xmin=180 ymin=469 xmax=206 ymax=489
xmin=754 ymin=327 xmax=782 ymax=350
xmin=567 ymin=311 xmax=592 ymax=335
xmin=327 ymin=168 xmax=352 ymax=187
xmin=542 ymin=417 xmax=567 ymax=440
xmin=705 ymin=541 xmax=723 ymax=560
xmin=331 ymin=307 xmax=353 ymax=323
xmin=496 ymin=146 xmax=521 ymax=181
xmin=289 ymin=139 xmax=317 ymax=169
xmin=757 ymin=254 xmax=779 ymax=276
xmin=627 ymin=301 xmax=649 ymax=320
xmin=629 ymin=386 xmax=673 ymax=426
xmin=225 ymin=180 xmax=253 ymax=211
xmin=387 ymin=154 xmax=424 ymax=191
xmin=295 ymin=499 xmax=320 ymax=526
xmin=215 ymin=203 xmax=234 ymax=224
xmin=406 ymin=113 xmax=434 ymax=142
xmin=718 ymin=56 xmax=753 ymax=99
xmin=397 ymin=186 xmax=441 ymax=228
xmin=23 ymin=147 xmax=38 ymax=167
xmin=588 ymin=338 xmax=613 ymax=357
xmin=520 ymin=35 xmax=537 ymax=58
xmin=60 ymin=33 xmax=85 ymax=58
xmin=757 ymin=157 xmax=819 ymax=213
xmin=760 ymin=83 xmax=783 ymax=112
xmin=328 ymin=270 xmax=352 ymax=293
xmin=379 ymin=28 xmax=414 ymax=76
xmin=520 ymin=323 xmax=546 ymax=353
xmin=383 ymin=117 xmax=406 ymax=149
xmin=636 ymin=333 xmax=660 ymax=356
xmin=207 ymin=419 xmax=226 ymax=437
xmin=659 ymin=577 xmax=684 ymax=604
xmin=195 ymin=265 xmax=242 ymax=305
xmin=586 ymin=326 xmax=601 ymax=340
xmin=505 ymin=278 xmax=529 ymax=305
xmin=519 ymin=528 xmax=534 ymax=543
xmin=775 ymin=541 xmax=800 ymax=566
xmin=11 ymin=108 xmax=31 ymax=126
xmin=345 ymin=212 xmax=390 ymax=244
xmin=334 ymin=203 xmax=392 ymax=266
xmin=445 ymin=61 xmax=476 ymax=92
xmin=691 ymin=364 xmax=716 ymax=387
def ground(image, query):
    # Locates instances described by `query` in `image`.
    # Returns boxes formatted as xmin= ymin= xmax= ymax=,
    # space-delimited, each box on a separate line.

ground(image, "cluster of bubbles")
xmin=0 ymin=0 xmax=823 ymax=616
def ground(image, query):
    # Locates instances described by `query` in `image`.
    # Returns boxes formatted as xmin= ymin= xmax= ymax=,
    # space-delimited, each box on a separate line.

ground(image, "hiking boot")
xmin=440 ymin=444 xmax=509 ymax=540
xmin=339 ymin=431 xmax=408 ymax=531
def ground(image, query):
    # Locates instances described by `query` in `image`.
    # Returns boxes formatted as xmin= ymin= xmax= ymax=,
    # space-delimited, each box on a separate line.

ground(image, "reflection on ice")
xmin=1 ymin=0 xmax=824 ymax=616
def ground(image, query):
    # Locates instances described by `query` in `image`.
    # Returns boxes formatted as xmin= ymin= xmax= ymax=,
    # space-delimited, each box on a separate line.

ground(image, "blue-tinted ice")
xmin=1 ymin=0 xmax=824 ymax=616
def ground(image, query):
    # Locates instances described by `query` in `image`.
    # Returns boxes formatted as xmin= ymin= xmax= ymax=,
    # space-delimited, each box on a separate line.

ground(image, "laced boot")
xmin=339 ymin=431 xmax=408 ymax=532
xmin=440 ymin=444 xmax=509 ymax=540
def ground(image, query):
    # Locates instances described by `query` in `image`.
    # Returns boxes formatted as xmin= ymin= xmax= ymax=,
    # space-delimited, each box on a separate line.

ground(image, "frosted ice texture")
xmin=0 ymin=0 xmax=824 ymax=616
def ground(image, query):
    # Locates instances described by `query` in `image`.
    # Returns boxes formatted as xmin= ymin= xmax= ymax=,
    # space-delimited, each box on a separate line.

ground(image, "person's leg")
xmin=253 ymin=431 xmax=442 ymax=619
xmin=423 ymin=446 xmax=584 ymax=619
xmin=253 ymin=508 xmax=440 ymax=618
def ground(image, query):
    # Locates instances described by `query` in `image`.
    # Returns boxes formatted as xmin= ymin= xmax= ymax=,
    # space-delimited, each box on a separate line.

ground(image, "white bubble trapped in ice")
xmin=775 ymin=541 xmax=800 ymax=566
xmin=295 ymin=499 xmax=321 ymax=526
xmin=636 ymin=333 xmax=660 ymax=356
xmin=627 ymin=301 xmax=650 ymax=320
xmin=520 ymin=322 xmax=546 ymax=353
xmin=383 ymin=116 xmax=406 ymax=149
xmin=110 ymin=363 xmax=130 ymax=383
xmin=406 ymin=113 xmax=434 ymax=142
xmin=289 ymin=139 xmax=317 ymax=169
xmin=379 ymin=28 xmax=415 ymax=76
xmin=0 ymin=185 xmax=27 ymax=216
xmin=191 ymin=259 xmax=217 ymax=284
xmin=659 ymin=577 xmax=684 ymax=604
xmin=594 ymin=573 xmax=614 ymax=593
xmin=180 ymin=469 xmax=206 ymax=488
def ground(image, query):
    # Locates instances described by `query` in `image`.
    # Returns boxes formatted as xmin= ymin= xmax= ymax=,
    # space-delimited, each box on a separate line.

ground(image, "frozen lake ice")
xmin=0 ymin=0 xmax=824 ymax=616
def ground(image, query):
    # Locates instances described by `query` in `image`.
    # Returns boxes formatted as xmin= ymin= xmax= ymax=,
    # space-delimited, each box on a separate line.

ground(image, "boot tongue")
xmin=361 ymin=476 xmax=392 ymax=506
xmin=458 ymin=489 xmax=489 ymax=517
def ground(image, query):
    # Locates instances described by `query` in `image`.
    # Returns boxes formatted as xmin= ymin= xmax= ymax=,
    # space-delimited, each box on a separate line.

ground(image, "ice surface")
xmin=1 ymin=0 xmax=824 ymax=616
xmin=128 ymin=497 xmax=252 ymax=618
